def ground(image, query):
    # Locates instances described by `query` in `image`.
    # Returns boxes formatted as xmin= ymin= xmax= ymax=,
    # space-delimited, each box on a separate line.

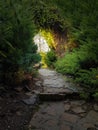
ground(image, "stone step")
xmin=38 ymin=92 xmax=81 ymax=101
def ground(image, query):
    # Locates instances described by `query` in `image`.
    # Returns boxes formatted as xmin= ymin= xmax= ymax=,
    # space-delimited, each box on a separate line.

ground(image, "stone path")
xmin=38 ymin=69 xmax=82 ymax=94
xmin=28 ymin=69 xmax=98 ymax=130
xmin=29 ymin=100 xmax=98 ymax=130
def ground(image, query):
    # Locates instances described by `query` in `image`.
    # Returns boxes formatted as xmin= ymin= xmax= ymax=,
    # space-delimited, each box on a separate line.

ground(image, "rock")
xmin=14 ymin=86 xmax=23 ymax=92
xmin=32 ymin=90 xmax=40 ymax=94
xmin=94 ymin=104 xmax=98 ymax=111
xmin=71 ymin=106 xmax=86 ymax=114
xmin=61 ymin=112 xmax=79 ymax=123
xmin=71 ymin=100 xmax=85 ymax=106
xmin=24 ymin=85 xmax=31 ymax=91
xmin=86 ymin=110 xmax=98 ymax=122
xmin=29 ymin=101 xmax=98 ymax=130
xmin=64 ymin=104 xmax=71 ymax=111
xmin=79 ymin=113 xmax=87 ymax=117
xmin=80 ymin=123 xmax=97 ymax=130
xmin=39 ymin=69 xmax=57 ymax=77
xmin=61 ymin=88 xmax=73 ymax=93
xmin=60 ymin=124 xmax=71 ymax=130
xmin=82 ymin=104 xmax=88 ymax=110
xmin=35 ymin=81 xmax=42 ymax=87
xmin=22 ymin=94 xmax=38 ymax=105
xmin=83 ymin=122 xmax=94 ymax=128
xmin=16 ymin=111 xmax=22 ymax=116
xmin=45 ymin=119 xmax=58 ymax=127
xmin=38 ymin=69 xmax=80 ymax=94
xmin=25 ymin=92 xmax=33 ymax=96
xmin=8 ymin=125 xmax=10 ymax=129
xmin=64 ymin=100 xmax=70 ymax=104
xmin=77 ymin=110 xmax=98 ymax=129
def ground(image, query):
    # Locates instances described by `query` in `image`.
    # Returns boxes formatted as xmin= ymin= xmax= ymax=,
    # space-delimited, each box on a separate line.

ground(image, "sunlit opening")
xmin=34 ymin=33 xmax=50 ymax=53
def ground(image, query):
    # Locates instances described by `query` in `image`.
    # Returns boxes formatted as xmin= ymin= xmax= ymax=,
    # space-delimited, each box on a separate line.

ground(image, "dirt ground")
xmin=0 ymin=82 xmax=39 ymax=130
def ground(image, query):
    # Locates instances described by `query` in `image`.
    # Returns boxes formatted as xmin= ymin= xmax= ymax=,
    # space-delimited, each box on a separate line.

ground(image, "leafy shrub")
xmin=55 ymin=51 xmax=80 ymax=74
xmin=75 ymin=68 xmax=98 ymax=90
xmin=77 ymin=40 xmax=98 ymax=69
xmin=32 ymin=0 xmax=67 ymax=31
xmin=0 ymin=0 xmax=41 ymax=85
xmin=79 ymin=92 xmax=90 ymax=100
xmin=55 ymin=41 xmax=98 ymax=86
xmin=93 ymin=92 xmax=98 ymax=101
xmin=4 ymin=69 xmax=25 ymax=86
xmin=45 ymin=50 xmax=57 ymax=68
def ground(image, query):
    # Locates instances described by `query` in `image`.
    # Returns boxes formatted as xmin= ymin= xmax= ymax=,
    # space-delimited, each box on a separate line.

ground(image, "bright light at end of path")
xmin=33 ymin=34 xmax=50 ymax=53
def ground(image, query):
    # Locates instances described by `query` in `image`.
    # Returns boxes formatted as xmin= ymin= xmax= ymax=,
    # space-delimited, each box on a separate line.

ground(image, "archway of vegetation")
xmin=0 ymin=0 xmax=98 ymax=100
xmin=32 ymin=0 xmax=98 ymax=100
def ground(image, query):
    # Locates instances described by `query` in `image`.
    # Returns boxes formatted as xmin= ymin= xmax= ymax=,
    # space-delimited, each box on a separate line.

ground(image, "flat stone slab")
xmin=39 ymin=69 xmax=65 ymax=88
xmin=29 ymin=102 xmax=65 ymax=130
xmin=28 ymin=69 xmax=98 ymax=130
xmin=60 ymin=124 xmax=71 ymax=130
xmin=39 ymin=69 xmax=57 ymax=77
xmin=64 ymin=103 xmax=71 ymax=111
xmin=61 ymin=112 xmax=79 ymax=123
xmin=38 ymin=69 xmax=82 ymax=94
xmin=22 ymin=94 xmax=38 ymax=105
xmin=71 ymin=106 xmax=86 ymax=114
xmin=29 ymin=101 xmax=98 ymax=130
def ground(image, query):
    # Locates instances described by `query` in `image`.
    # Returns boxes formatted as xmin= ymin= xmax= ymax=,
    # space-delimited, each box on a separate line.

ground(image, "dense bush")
xmin=0 ymin=0 xmax=41 ymax=85
xmin=31 ymin=0 xmax=98 ymax=99
xmin=32 ymin=0 xmax=67 ymax=32
xmin=55 ymin=51 xmax=80 ymax=74
xmin=55 ymin=41 xmax=98 ymax=89
xmin=45 ymin=50 xmax=57 ymax=68
xmin=75 ymin=68 xmax=98 ymax=90
xmin=53 ymin=0 xmax=98 ymax=96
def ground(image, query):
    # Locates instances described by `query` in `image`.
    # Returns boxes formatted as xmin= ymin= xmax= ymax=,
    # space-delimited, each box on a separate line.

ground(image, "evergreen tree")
xmin=0 ymin=0 xmax=41 ymax=85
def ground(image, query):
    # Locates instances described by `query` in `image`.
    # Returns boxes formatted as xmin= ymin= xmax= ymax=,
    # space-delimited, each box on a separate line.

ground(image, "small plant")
xmin=45 ymin=50 xmax=57 ymax=68
xmin=55 ymin=51 xmax=80 ymax=74
xmin=75 ymin=68 xmax=98 ymax=89
xmin=93 ymin=92 xmax=98 ymax=101
xmin=79 ymin=92 xmax=90 ymax=100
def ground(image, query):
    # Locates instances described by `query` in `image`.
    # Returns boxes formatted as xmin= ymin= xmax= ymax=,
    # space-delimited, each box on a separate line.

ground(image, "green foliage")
xmin=75 ymin=68 xmax=98 ymax=89
xmin=32 ymin=0 xmax=98 ymax=99
xmin=78 ymin=40 xmax=98 ymax=69
xmin=79 ymin=92 xmax=90 ymax=100
xmin=55 ymin=41 xmax=98 ymax=95
xmin=32 ymin=0 xmax=67 ymax=32
xmin=45 ymin=50 xmax=57 ymax=68
xmin=93 ymin=92 xmax=98 ymax=101
xmin=1 ymin=0 xmax=98 ymax=95
xmin=55 ymin=43 xmax=98 ymax=88
xmin=0 ymin=0 xmax=41 ymax=85
xmin=55 ymin=51 xmax=80 ymax=74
